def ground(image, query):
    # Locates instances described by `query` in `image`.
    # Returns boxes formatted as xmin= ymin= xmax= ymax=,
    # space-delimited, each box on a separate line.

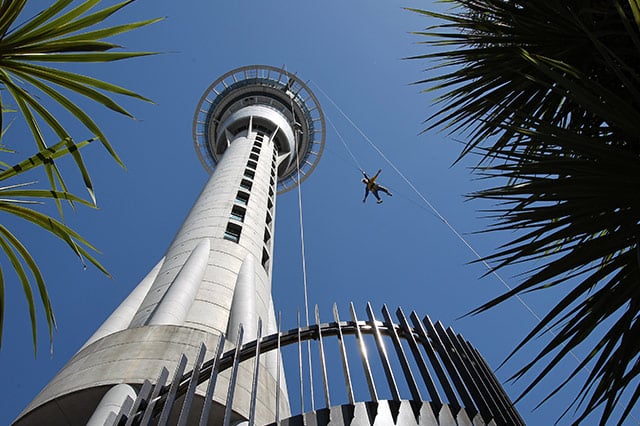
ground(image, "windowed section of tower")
xmin=230 ymin=205 xmax=246 ymax=222
xmin=240 ymin=179 xmax=253 ymax=191
xmin=224 ymin=222 xmax=242 ymax=243
xmin=235 ymin=190 xmax=250 ymax=205
xmin=261 ymin=248 xmax=270 ymax=273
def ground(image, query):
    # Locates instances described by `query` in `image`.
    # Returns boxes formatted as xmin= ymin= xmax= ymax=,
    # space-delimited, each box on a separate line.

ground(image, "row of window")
xmin=223 ymin=134 xmax=277 ymax=274
xmin=262 ymin=134 xmax=276 ymax=272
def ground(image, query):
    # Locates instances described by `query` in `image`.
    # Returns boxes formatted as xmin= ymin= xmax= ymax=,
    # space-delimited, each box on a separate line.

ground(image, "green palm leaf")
xmin=0 ymin=0 xmax=159 ymax=192
xmin=410 ymin=0 xmax=640 ymax=423
xmin=0 ymin=0 xmax=158 ymax=352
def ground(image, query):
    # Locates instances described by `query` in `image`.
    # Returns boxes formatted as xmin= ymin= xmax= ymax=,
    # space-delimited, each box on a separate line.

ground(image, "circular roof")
xmin=192 ymin=65 xmax=326 ymax=194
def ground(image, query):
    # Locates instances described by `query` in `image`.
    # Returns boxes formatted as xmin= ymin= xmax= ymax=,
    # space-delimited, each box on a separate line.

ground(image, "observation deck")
xmin=193 ymin=65 xmax=326 ymax=193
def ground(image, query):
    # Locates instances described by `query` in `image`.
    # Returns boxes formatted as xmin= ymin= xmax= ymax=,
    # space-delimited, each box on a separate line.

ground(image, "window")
xmin=240 ymin=179 xmax=253 ymax=191
xmin=268 ymin=187 xmax=274 ymax=198
xmin=244 ymin=169 xmax=255 ymax=179
xmin=261 ymin=248 xmax=270 ymax=272
xmin=254 ymin=141 xmax=262 ymax=148
xmin=263 ymin=229 xmax=271 ymax=245
xmin=247 ymin=160 xmax=258 ymax=170
xmin=267 ymin=198 xmax=273 ymax=210
xmin=224 ymin=222 xmax=242 ymax=243
xmin=249 ymin=153 xmax=259 ymax=162
xmin=270 ymin=176 xmax=275 ymax=187
xmin=236 ymin=191 xmax=249 ymax=205
xmin=230 ymin=205 xmax=246 ymax=222
xmin=251 ymin=147 xmax=260 ymax=154
xmin=266 ymin=211 xmax=273 ymax=226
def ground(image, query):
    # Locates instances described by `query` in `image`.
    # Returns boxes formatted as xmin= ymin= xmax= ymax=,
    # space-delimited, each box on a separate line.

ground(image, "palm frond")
xmin=410 ymin=0 xmax=640 ymax=423
xmin=0 ymin=0 xmax=158 ymax=352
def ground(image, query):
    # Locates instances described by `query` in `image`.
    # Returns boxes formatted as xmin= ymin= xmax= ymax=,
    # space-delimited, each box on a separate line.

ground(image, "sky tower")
xmin=15 ymin=65 xmax=325 ymax=425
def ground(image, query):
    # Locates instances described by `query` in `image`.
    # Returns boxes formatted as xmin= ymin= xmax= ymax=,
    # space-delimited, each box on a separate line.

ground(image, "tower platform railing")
xmin=101 ymin=303 xmax=525 ymax=426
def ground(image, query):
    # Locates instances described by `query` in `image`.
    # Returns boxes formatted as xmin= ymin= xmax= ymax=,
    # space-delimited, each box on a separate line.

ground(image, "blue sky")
xmin=0 ymin=1 xmax=637 ymax=424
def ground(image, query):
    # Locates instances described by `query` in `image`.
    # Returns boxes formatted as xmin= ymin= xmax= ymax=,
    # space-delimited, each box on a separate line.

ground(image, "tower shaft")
xmin=16 ymin=65 xmax=325 ymax=426
xmin=17 ymin=117 xmax=290 ymax=426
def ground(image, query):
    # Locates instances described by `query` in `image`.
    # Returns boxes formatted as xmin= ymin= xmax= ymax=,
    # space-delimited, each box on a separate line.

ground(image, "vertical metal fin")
xmin=467 ymin=342 xmax=526 ymax=425
xmin=420 ymin=314 xmax=477 ymax=416
xmin=112 ymin=395 xmax=134 ymax=426
xmin=433 ymin=321 xmax=491 ymax=421
xmin=124 ymin=380 xmax=152 ymax=426
xmin=249 ymin=319 xmax=263 ymax=425
xmin=315 ymin=305 xmax=331 ymax=409
xmin=409 ymin=311 xmax=460 ymax=409
xmin=445 ymin=328 xmax=500 ymax=422
xmin=297 ymin=309 xmax=304 ymax=415
xmin=366 ymin=302 xmax=400 ymax=400
xmin=350 ymin=302 xmax=378 ymax=402
xmin=178 ymin=343 xmax=207 ymax=426
xmin=381 ymin=305 xmax=421 ymax=401
xmin=396 ymin=307 xmax=441 ymax=406
xmin=333 ymin=303 xmax=355 ymax=405
xmin=140 ymin=367 xmax=170 ymax=425
xmin=223 ymin=324 xmax=245 ymax=426
xmin=157 ymin=354 xmax=188 ymax=426
xmin=275 ymin=312 xmax=282 ymax=424
xmin=199 ymin=335 xmax=226 ymax=426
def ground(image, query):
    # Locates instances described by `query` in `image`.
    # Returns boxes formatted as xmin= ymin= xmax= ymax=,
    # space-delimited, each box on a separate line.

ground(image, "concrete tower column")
xmin=15 ymin=65 xmax=325 ymax=426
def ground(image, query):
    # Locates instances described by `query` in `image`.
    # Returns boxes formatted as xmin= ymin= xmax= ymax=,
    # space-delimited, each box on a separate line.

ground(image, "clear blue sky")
xmin=0 ymin=1 xmax=636 ymax=424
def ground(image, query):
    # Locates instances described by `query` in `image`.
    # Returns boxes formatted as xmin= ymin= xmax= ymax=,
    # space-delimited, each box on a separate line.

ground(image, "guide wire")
xmin=325 ymin=112 xmax=364 ymax=173
xmin=316 ymin=80 xmax=640 ymax=426
xmin=287 ymin=72 xmax=315 ymax=411
xmin=308 ymin=80 xmax=597 ymax=369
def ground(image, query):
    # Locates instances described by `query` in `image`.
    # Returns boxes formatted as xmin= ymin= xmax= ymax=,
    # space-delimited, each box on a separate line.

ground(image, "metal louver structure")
xmin=15 ymin=66 xmax=525 ymax=425
xmin=91 ymin=303 xmax=525 ymax=426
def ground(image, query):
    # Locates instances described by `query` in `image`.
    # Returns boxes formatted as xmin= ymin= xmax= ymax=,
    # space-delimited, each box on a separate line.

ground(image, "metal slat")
xmin=432 ymin=321 xmax=493 ymax=422
xmin=199 ymin=336 xmax=226 ymax=426
xmin=140 ymin=367 xmax=170 ymax=425
xmin=124 ymin=380 xmax=152 ymax=426
xmin=381 ymin=305 xmax=421 ymax=401
xmin=419 ymin=315 xmax=477 ymax=416
xmin=223 ymin=325 xmax=245 ymax=426
xmin=315 ymin=305 xmax=331 ymax=409
xmin=112 ymin=394 xmax=134 ymax=425
xmin=157 ymin=354 xmax=188 ymax=426
xmin=178 ymin=343 xmax=207 ymax=426
xmin=366 ymin=303 xmax=401 ymax=400
xmin=275 ymin=312 xmax=282 ymax=424
xmin=454 ymin=333 xmax=518 ymax=426
xmin=249 ymin=319 xmax=263 ymax=425
xmin=395 ymin=307 xmax=442 ymax=405
xmin=467 ymin=343 xmax=526 ymax=426
xmin=297 ymin=310 xmax=305 ymax=415
xmin=409 ymin=311 xmax=461 ymax=408
xmin=350 ymin=302 xmax=378 ymax=402
xmin=447 ymin=329 xmax=506 ymax=422
xmin=333 ymin=304 xmax=355 ymax=404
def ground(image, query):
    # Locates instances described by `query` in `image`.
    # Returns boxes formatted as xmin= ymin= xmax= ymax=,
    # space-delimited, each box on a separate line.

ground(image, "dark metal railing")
xmin=106 ymin=303 xmax=525 ymax=425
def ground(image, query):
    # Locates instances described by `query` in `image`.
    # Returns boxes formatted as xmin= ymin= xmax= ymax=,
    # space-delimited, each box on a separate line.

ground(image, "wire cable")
xmin=286 ymin=76 xmax=315 ymax=411
xmin=311 ymin=79 xmax=640 ymax=426
xmin=325 ymin=112 xmax=364 ymax=173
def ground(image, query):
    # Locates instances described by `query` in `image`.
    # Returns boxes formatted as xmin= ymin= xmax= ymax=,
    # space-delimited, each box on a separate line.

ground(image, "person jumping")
xmin=362 ymin=169 xmax=392 ymax=204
